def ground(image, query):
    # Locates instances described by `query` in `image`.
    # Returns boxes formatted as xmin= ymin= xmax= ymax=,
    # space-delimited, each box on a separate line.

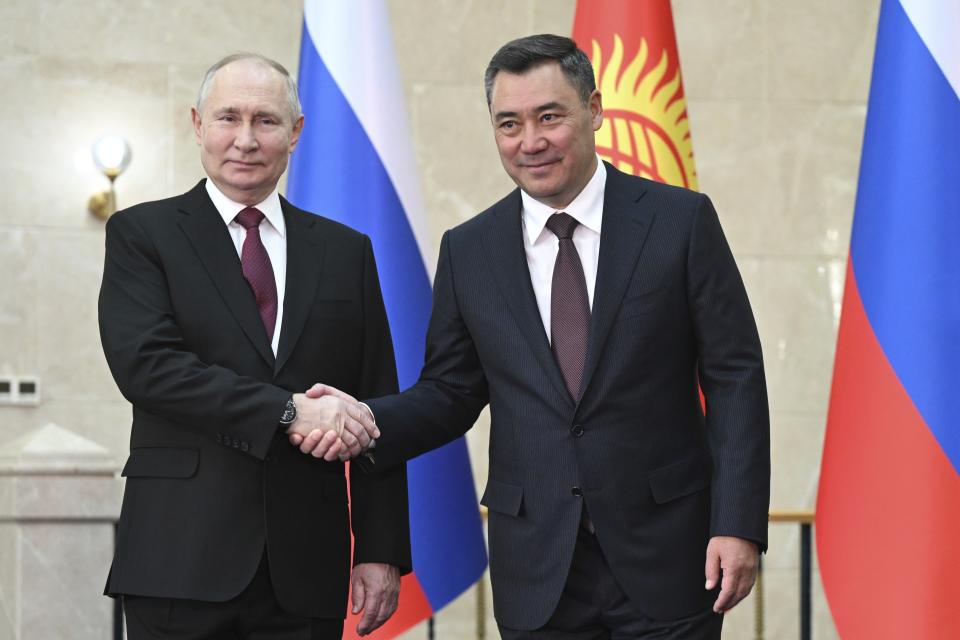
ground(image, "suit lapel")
xmin=480 ymin=191 xmax=573 ymax=408
xmin=176 ymin=180 xmax=275 ymax=368
xmin=579 ymin=165 xmax=654 ymax=400
xmin=274 ymin=200 xmax=326 ymax=374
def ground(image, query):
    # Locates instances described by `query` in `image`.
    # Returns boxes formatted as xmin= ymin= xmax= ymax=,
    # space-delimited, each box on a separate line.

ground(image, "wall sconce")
xmin=88 ymin=135 xmax=132 ymax=221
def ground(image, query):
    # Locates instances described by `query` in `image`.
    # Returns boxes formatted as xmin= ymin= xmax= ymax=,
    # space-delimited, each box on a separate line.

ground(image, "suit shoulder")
xmin=107 ymin=193 xmax=185 ymax=233
xmin=617 ymin=172 xmax=715 ymax=229
xmin=281 ymin=201 xmax=372 ymax=256
xmin=618 ymin=169 xmax=706 ymax=208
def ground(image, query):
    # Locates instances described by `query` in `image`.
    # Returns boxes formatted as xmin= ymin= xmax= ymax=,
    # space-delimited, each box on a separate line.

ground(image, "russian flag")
xmin=816 ymin=1 xmax=960 ymax=637
xmin=285 ymin=2 xmax=488 ymax=636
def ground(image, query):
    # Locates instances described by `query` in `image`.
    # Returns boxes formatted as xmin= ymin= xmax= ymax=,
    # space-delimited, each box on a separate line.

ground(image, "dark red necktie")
xmin=235 ymin=207 xmax=278 ymax=341
xmin=546 ymin=212 xmax=590 ymax=401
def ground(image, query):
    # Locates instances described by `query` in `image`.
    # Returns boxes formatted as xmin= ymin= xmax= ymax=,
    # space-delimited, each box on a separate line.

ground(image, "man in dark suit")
xmin=303 ymin=34 xmax=769 ymax=638
xmin=98 ymin=53 xmax=410 ymax=639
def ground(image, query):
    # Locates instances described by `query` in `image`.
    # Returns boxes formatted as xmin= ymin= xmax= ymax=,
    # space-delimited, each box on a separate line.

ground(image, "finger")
xmin=312 ymin=383 xmax=359 ymax=403
xmin=367 ymin=596 xmax=392 ymax=634
xmin=300 ymin=429 xmax=325 ymax=454
xmin=346 ymin=404 xmax=380 ymax=440
xmin=380 ymin=587 xmax=399 ymax=624
xmin=339 ymin=422 xmax=362 ymax=454
xmin=288 ymin=433 xmax=303 ymax=446
xmin=351 ymin=572 xmax=366 ymax=615
xmin=308 ymin=431 xmax=338 ymax=459
xmin=357 ymin=588 xmax=384 ymax=635
xmin=704 ymin=545 xmax=721 ymax=590
xmin=342 ymin=416 xmax=371 ymax=449
xmin=321 ymin=437 xmax=344 ymax=462
xmin=732 ymin=570 xmax=757 ymax=607
xmin=714 ymin=570 xmax=738 ymax=613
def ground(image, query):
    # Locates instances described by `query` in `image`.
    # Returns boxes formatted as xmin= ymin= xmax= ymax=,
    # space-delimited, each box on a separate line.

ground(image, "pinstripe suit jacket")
xmin=368 ymin=163 xmax=769 ymax=629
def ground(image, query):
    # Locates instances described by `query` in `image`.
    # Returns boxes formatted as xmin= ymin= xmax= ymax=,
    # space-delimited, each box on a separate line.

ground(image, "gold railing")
xmin=466 ymin=508 xmax=816 ymax=640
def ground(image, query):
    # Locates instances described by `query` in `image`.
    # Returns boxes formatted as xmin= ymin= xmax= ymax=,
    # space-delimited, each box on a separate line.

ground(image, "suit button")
xmin=571 ymin=486 xmax=583 ymax=497
xmin=241 ymin=441 xmax=249 ymax=452
xmin=215 ymin=433 xmax=222 ymax=443
xmin=571 ymin=424 xmax=584 ymax=437
xmin=232 ymin=438 xmax=240 ymax=448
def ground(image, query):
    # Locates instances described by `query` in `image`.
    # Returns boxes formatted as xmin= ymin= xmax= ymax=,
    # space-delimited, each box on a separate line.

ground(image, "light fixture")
xmin=88 ymin=135 xmax=132 ymax=221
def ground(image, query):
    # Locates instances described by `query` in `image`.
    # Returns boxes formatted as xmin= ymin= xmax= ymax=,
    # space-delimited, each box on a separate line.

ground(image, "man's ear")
xmin=589 ymin=90 xmax=604 ymax=131
xmin=289 ymin=115 xmax=305 ymax=153
xmin=191 ymin=107 xmax=203 ymax=145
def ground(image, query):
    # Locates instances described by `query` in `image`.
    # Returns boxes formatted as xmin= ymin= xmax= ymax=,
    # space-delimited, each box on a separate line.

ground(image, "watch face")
xmin=281 ymin=398 xmax=297 ymax=424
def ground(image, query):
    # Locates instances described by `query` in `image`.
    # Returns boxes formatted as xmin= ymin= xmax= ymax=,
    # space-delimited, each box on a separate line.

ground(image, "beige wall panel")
xmin=0 ymin=230 xmax=39 ymax=378
xmin=673 ymin=0 xmax=767 ymax=101
xmin=765 ymin=0 xmax=878 ymax=103
xmin=740 ymin=256 xmax=841 ymax=417
xmin=35 ymin=230 xmax=116 ymax=402
xmin=168 ymin=63 xmax=214 ymax=195
xmin=28 ymin=0 xmax=301 ymax=67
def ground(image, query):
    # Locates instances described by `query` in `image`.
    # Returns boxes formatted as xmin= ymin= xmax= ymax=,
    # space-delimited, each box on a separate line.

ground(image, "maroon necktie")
xmin=546 ymin=213 xmax=590 ymax=401
xmin=235 ymin=207 xmax=278 ymax=341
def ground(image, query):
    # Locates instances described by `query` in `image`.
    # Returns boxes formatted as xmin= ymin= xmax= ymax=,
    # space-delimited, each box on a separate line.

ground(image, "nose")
xmin=234 ymin=122 xmax=259 ymax=152
xmin=519 ymin=124 xmax=548 ymax=155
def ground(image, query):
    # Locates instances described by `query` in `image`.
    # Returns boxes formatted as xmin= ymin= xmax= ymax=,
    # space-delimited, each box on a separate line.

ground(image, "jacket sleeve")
xmin=687 ymin=194 xmax=771 ymax=551
xmin=98 ymin=210 xmax=289 ymax=460
xmin=348 ymin=236 xmax=412 ymax=572
xmin=365 ymin=230 xmax=490 ymax=470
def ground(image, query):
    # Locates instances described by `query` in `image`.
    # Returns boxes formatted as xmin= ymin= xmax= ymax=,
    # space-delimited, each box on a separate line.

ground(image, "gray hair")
xmin=196 ymin=52 xmax=302 ymax=122
xmin=484 ymin=34 xmax=596 ymax=108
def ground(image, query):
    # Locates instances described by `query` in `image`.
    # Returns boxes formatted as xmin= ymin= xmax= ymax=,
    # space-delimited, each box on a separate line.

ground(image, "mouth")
xmin=226 ymin=160 xmax=262 ymax=169
xmin=520 ymin=158 xmax=560 ymax=175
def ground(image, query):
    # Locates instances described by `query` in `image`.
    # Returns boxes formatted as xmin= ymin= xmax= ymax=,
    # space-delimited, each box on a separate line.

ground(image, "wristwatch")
xmin=279 ymin=396 xmax=298 ymax=425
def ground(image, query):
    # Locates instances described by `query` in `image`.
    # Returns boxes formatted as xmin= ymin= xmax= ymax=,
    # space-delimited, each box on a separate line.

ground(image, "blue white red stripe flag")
xmin=286 ymin=2 xmax=488 ymax=636
xmin=816 ymin=1 xmax=960 ymax=637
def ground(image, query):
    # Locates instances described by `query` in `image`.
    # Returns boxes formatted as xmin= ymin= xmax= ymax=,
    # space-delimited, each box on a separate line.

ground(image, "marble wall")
xmin=0 ymin=0 xmax=881 ymax=638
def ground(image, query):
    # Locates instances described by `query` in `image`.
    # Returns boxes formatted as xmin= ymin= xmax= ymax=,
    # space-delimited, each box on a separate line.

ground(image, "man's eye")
xmin=500 ymin=121 xmax=516 ymax=130
xmin=542 ymin=113 xmax=556 ymax=122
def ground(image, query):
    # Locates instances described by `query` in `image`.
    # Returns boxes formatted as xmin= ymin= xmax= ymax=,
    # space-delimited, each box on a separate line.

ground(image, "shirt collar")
xmin=520 ymin=156 xmax=606 ymax=246
xmin=205 ymin=179 xmax=286 ymax=238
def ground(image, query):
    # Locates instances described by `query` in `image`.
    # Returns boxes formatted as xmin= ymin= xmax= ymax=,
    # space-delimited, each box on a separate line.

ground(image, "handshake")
xmin=285 ymin=384 xmax=378 ymax=462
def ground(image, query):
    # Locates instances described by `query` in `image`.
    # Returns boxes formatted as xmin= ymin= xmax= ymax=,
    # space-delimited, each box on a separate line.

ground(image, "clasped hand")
xmin=285 ymin=385 xmax=375 ymax=461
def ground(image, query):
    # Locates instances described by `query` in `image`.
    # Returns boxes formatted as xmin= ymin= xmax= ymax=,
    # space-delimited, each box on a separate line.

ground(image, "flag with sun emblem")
xmin=573 ymin=0 xmax=697 ymax=190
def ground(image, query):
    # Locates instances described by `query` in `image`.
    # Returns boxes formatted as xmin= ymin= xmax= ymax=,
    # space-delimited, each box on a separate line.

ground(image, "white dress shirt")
xmin=205 ymin=180 xmax=287 ymax=356
xmin=521 ymin=157 xmax=606 ymax=344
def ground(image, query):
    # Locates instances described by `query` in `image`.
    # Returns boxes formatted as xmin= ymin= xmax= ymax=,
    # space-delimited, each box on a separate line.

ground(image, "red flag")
xmin=573 ymin=0 xmax=697 ymax=190
xmin=815 ymin=0 xmax=960 ymax=636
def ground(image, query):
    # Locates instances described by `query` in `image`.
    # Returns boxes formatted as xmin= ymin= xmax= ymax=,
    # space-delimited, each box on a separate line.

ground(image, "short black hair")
xmin=484 ymin=34 xmax=596 ymax=107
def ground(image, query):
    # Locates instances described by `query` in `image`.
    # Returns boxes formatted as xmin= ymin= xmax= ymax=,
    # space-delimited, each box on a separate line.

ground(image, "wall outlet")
xmin=0 ymin=376 xmax=41 ymax=406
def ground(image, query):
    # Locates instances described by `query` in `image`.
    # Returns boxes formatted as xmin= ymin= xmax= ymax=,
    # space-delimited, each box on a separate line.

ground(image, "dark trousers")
xmin=499 ymin=529 xmax=723 ymax=640
xmin=123 ymin=552 xmax=343 ymax=640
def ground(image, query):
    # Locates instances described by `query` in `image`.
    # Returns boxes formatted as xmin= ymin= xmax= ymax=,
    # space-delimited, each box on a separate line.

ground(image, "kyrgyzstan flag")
xmin=572 ymin=0 xmax=697 ymax=190
xmin=816 ymin=0 xmax=960 ymax=638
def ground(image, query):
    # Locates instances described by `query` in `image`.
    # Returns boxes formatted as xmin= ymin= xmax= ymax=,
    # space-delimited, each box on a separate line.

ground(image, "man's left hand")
xmin=704 ymin=535 xmax=759 ymax=613
xmin=351 ymin=562 xmax=400 ymax=635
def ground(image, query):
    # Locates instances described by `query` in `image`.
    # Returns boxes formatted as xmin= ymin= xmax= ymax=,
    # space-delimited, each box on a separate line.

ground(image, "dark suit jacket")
xmin=367 ymin=163 xmax=769 ymax=628
xmin=98 ymin=180 xmax=411 ymax=619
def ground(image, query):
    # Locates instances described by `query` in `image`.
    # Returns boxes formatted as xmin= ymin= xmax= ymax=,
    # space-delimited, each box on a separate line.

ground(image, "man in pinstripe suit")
xmin=301 ymin=34 xmax=769 ymax=639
